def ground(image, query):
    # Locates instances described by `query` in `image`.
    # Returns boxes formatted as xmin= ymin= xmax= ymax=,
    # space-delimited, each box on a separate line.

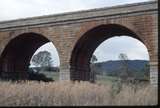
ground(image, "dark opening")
xmin=0 ymin=33 xmax=50 ymax=80
xmin=70 ymin=24 xmax=143 ymax=82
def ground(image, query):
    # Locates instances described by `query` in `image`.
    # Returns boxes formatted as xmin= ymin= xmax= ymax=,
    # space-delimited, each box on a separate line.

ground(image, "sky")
xmin=0 ymin=0 xmax=150 ymax=66
xmin=0 ymin=0 xmax=150 ymax=21
xmin=93 ymin=36 xmax=149 ymax=62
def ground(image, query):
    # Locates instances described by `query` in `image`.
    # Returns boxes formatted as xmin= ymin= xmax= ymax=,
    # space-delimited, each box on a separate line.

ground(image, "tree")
xmin=90 ymin=54 xmax=98 ymax=83
xmin=28 ymin=51 xmax=55 ymax=82
xmin=31 ymin=51 xmax=53 ymax=68
xmin=90 ymin=54 xmax=98 ymax=63
xmin=118 ymin=53 xmax=130 ymax=80
xmin=142 ymin=63 xmax=150 ymax=80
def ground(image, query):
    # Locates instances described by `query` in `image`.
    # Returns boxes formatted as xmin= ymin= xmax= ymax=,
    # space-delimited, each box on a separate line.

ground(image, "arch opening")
xmin=29 ymin=42 xmax=60 ymax=81
xmin=70 ymin=24 xmax=149 ymax=82
xmin=91 ymin=36 xmax=150 ymax=84
xmin=0 ymin=33 xmax=60 ymax=81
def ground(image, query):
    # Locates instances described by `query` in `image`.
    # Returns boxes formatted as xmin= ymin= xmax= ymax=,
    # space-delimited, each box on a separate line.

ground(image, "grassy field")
xmin=38 ymin=71 xmax=59 ymax=81
xmin=39 ymin=71 xmax=119 ymax=83
xmin=96 ymin=75 xmax=119 ymax=85
xmin=0 ymin=70 xmax=157 ymax=106
xmin=0 ymin=80 xmax=157 ymax=106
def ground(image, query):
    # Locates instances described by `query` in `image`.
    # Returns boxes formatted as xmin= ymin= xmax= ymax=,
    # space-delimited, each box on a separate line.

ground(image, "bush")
xmin=28 ymin=71 xmax=54 ymax=82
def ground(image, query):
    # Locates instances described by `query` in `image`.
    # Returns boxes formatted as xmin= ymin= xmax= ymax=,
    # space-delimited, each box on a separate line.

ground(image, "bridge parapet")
xmin=0 ymin=1 xmax=157 ymax=31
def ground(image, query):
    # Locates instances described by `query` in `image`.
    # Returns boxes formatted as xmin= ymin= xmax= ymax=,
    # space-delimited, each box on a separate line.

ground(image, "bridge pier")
xmin=70 ymin=65 xmax=91 ymax=81
xmin=150 ymin=62 xmax=158 ymax=87
xmin=59 ymin=64 xmax=70 ymax=80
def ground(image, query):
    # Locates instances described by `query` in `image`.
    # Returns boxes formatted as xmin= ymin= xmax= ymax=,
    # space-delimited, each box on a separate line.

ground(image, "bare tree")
xmin=143 ymin=63 xmax=150 ymax=80
xmin=118 ymin=53 xmax=130 ymax=81
xmin=30 ymin=51 xmax=53 ymax=72
xmin=90 ymin=54 xmax=98 ymax=63
xmin=90 ymin=54 xmax=98 ymax=83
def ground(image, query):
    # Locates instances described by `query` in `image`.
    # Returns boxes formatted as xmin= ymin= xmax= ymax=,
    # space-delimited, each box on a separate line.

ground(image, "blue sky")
xmin=0 ymin=0 xmax=151 ymax=66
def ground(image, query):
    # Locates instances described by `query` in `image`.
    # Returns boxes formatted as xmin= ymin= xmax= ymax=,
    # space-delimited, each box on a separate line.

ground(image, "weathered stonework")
xmin=0 ymin=1 xmax=158 ymax=85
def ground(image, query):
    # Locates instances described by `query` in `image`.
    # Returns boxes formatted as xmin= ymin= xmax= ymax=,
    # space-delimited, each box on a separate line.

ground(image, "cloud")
xmin=31 ymin=36 xmax=150 ymax=66
xmin=0 ymin=0 xmax=150 ymax=21
xmin=93 ymin=36 xmax=149 ymax=62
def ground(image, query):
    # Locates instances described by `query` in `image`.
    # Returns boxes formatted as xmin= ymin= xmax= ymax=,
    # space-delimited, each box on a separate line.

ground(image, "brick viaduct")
xmin=0 ymin=1 xmax=158 ymax=85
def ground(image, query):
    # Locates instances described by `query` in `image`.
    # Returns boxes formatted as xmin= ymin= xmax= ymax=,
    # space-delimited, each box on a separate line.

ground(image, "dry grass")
xmin=0 ymin=80 xmax=157 ymax=106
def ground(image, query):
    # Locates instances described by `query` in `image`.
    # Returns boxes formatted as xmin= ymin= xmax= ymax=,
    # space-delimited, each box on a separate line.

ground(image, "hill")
xmin=91 ymin=60 xmax=149 ymax=78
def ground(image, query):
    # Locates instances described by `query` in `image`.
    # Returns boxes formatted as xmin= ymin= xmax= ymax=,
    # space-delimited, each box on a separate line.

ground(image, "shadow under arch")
xmin=70 ymin=24 xmax=148 ymax=82
xmin=0 ymin=32 xmax=56 ymax=80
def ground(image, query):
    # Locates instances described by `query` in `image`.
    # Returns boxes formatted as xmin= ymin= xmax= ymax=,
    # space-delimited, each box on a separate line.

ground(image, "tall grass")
xmin=0 ymin=80 xmax=157 ymax=106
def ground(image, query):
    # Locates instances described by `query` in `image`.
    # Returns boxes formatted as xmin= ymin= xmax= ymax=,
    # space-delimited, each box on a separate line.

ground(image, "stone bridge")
xmin=0 ymin=1 xmax=158 ymax=85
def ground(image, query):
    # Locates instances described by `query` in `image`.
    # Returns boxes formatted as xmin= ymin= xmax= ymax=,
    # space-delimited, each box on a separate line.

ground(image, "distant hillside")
xmin=91 ymin=60 xmax=149 ymax=78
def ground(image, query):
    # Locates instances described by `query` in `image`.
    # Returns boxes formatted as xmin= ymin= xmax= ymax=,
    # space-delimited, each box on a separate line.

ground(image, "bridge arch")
xmin=0 ymin=32 xmax=58 ymax=80
xmin=70 ymin=24 xmax=149 ymax=81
